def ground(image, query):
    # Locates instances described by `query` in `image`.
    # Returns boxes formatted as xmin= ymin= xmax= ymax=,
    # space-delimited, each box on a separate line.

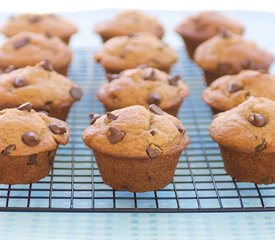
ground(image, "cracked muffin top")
xmin=210 ymin=97 xmax=275 ymax=153
xmin=0 ymin=31 xmax=72 ymax=71
xmin=175 ymin=11 xmax=244 ymax=41
xmin=94 ymin=32 xmax=178 ymax=73
xmin=82 ymin=105 xmax=189 ymax=158
xmin=0 ymin=62 xmax=83 ymax=109
xmin=0 ymin=104 xmax=70 ymax=157
xmin=194 ymin=31 xmax=274 ymax=74
xmin=202 ymin=70 xmax=275 ymax=111
xmin=97 ymin=66 xmax=189 ymax=110
xmin=1 ymin=13 xmax=77 ymax=42
xmin=95 ymin=10 xmax=164 ymax=41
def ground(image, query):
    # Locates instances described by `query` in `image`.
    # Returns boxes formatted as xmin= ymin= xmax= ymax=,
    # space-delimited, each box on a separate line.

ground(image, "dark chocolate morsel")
xmin=13 ymin=77 xmax=28 ymax=88
xmin=106 ymin=73 xmax=119 ymax=82
xmin=147 ymin=93 xmax=161 ymax=106
xmin=228 ymin=83 xmax=242 ymax=93
xmin=17 ymin=102 xmax=32 ymax=112
xmin=70 ymin=85 xmax=83 ymax=100
xmin=1 ymin=144 xmax=16 ymax=156
xmin=106 ymin=112 xmax=118 ymax=121
xmin=13 ymin=36 xmax=31 ymax=49
xmin=107 ymin=127 xmax=125 ymax=144
xmin=49 ymin=122 xmax=67 ymax=134
xmin=38 ymin=60 xmax=53 ymax=71
xmin=22 ymin=132 xmax=40 ymax=146
xmin=144 ymin=69 xmax=157 ymax=81
xmin=149 ymin=104 xmax=163 ymax=115
xmin=168 ymin=75 xmax=181 ymax=86
xmin=146 ymin=145 xmax=160 ymax=158
xmin=255 ymin=139 xmax=266 ymax=152
xmin=89 ymin=113 xmax=100 ymax=125
xmin=29 ymin=15 xmax=40 ymax=23
xmin=249 ymin=113 xmax=266 ymax=127
xmin=27 ymin=155 xmax=37 ymax=165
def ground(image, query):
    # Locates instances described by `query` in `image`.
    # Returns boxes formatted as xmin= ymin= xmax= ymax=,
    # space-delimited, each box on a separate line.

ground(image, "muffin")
xmin=0 ymin=62 xmax=83 ymax=120
xmin=175 ymin=11 xmax=244 ymax=59
xmin=194 ymin=30 xmax=274 ymax=85
xmin=95 ymin=10 xmax=164 ymax=42
xmin=0 ymin=31 xmax=72 ymax=75
xmin=94 ymin=32 xmax=178 ymax=73
xmin=97 ymin=66 xmax=189 ymax=116
xmin=1 ymin=13 xmax=77 ymax=44
xmin=210 ymin=97 xmax=275 ymax=184
xmin=82 ymin=105 xmax=189 ymax=192
xmin=0 ymin=103 xmax=70 ymax=184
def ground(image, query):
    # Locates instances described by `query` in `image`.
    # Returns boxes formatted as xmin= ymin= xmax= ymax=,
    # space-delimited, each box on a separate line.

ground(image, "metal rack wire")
xmin=1 ymin=48 xmax=275 ymax=212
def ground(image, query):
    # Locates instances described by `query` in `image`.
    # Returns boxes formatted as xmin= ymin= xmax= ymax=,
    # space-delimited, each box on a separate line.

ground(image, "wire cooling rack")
xmin=1 ymin=48 xmax=275 ymax=213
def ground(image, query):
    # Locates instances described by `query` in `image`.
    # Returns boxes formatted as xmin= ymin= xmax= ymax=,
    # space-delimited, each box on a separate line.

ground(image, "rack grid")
xmin=1 ymin=48 xmax=275 ymax=213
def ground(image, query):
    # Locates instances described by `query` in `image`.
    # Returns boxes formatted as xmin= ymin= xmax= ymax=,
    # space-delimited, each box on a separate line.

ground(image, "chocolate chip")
xmin=228 ymin=83 xmax=242 ymax=93
xmin=1 ymin=144 xmax=16 ymax=156
xmin=106 ymin=73 xmax=119 ymax=82
xmin=106 ymin=112 xmax=118 ymax=121
xmin=13 ymin=77 xmax=28 ymax=88
xmin=137 ymin=64 xmax=149 ymax=69
xmin=38 ymin=60 xmax=53 ymax=71
xmin=27 ymin=155 xmax=37 ymax=165
xmin=70 ymin=85 xmax=83 ymax=100
xmin=17 ymin=102 xmax=32 ymax=112
xmin=4 ymin=65 xmax=15 ymax=73
xmin=249 ymin=113 xmax=266 ymax=127
xmin=146 ymin=145 xmax=160 ymax=159
xmin=45 ymin=32 xmax=52 ymax=38
xmin=22 ymin=132 xmax=40 ymax=146
xmin=144 ymin=70 xmax=157 ymax=81
xmin=29 ymin=15 xmax=40 ymax=23
xmin=177 ymin=126 xmax=185 ymax=133
xmin=89 ymin=113 xmax=100 ymax=125
xmin=13 ymin=36 xmax=31 ymax=49
xmin=127 ymin=33 xmax=137 ymax=38
xmin=150 ymin=130 xmax=156 ymax=136
xmin=219 ymin=28 xmax=232 ymax=38
xmin=242 ymin=61 xmax=254 ymax=69
xmin=168 ymin=75 xmax=180 ymax=86
xmin=255 ymin=139 xmax=266 ymax=152
xmin=149 ymin=104 xmax=163 ymax=115
xmin=147 ymin=93 xmax=161 ymax=106
xmin=49 ymin=123 xmax=67 ymax=134
xmin=107 ymin=127 xmax=125 ymax=144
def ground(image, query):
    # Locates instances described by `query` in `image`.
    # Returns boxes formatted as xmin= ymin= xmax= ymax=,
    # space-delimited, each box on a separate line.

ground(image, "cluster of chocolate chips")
xmin=248 ymin=113 xmax=267 ymax=152
xmin=13 ymin=36 xmax=31 ymax=49
xmin=1 ymin=102 xmax=68 ymax=157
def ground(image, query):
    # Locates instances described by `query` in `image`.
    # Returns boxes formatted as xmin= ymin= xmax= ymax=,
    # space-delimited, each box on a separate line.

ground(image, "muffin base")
xmin=93 ymin=150 xmax=182 ymax=192
xmin=219 ymin=146 xmax=275 ymax=184
xmin=104 ymin=101 xmax=183 ymax=117
xmin=0 ymin=150 xmax=56 ymax=185
xmin=180 ymin=36 xmax=204 ymax=59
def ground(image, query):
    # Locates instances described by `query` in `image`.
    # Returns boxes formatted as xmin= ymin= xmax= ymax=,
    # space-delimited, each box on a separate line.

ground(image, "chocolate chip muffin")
xmin=210 ymin=97 xmax=275 ymax=184
xmin=0 ymin=62 xmax=83 ymax=120
xmin=202 ymin=70 xmax=275 ymax=114
xmin=95 ymin=10 xmax=164 ymax=42
xmin=0 ymin=104 xmax=70 ymax=184
xmin=0 ymin=31 xmax=72 ymax=75
xmin=82 ymin=105 xmax=189 ymax=192
xmin=97 ymin=66 xmax=189 ymax=116
xmin=94 ymin=32 xmax=178 ymax=73
xmin=1 ymin=13 xmax=77 ymax=44
xmin=175 ymin=11 xmax=244 ymax=59
xmin=194 ymin=30 xmax=274 ymax=85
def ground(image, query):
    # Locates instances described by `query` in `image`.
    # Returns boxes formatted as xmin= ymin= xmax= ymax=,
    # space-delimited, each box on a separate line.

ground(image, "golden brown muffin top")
xmin=175 ymin=11 xmax=244 ymax=41
xmin=0 ymin=62 xmax=83 ymax=109
xmin=94 ymin=32 xmax=178 ymax=72
xmin=83 ymin=105 xmax=189 ymax=158
xmin=202 ymin=70 xmax=275 ymax=111
xmin=0 ymin=105 xmax=70 ymax=156
xmin=210 ymin=97 xmax=275 ymax=153
xmin=95 ymin=10 xmax=164 ymax=39
xmin=97 ymin=66 xmax=189 ymax=110
xmin=194 ymin=31 xmax=274 ymax=73
xmin=0 ymin=31 xmax=72 ymax=70
xmin=1 ymin=14 xmax=77 ymax=40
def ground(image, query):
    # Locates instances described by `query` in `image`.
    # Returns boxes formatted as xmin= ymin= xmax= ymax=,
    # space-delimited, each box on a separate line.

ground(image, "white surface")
xmin=0 ymin=0 xmax=275 ymax=12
